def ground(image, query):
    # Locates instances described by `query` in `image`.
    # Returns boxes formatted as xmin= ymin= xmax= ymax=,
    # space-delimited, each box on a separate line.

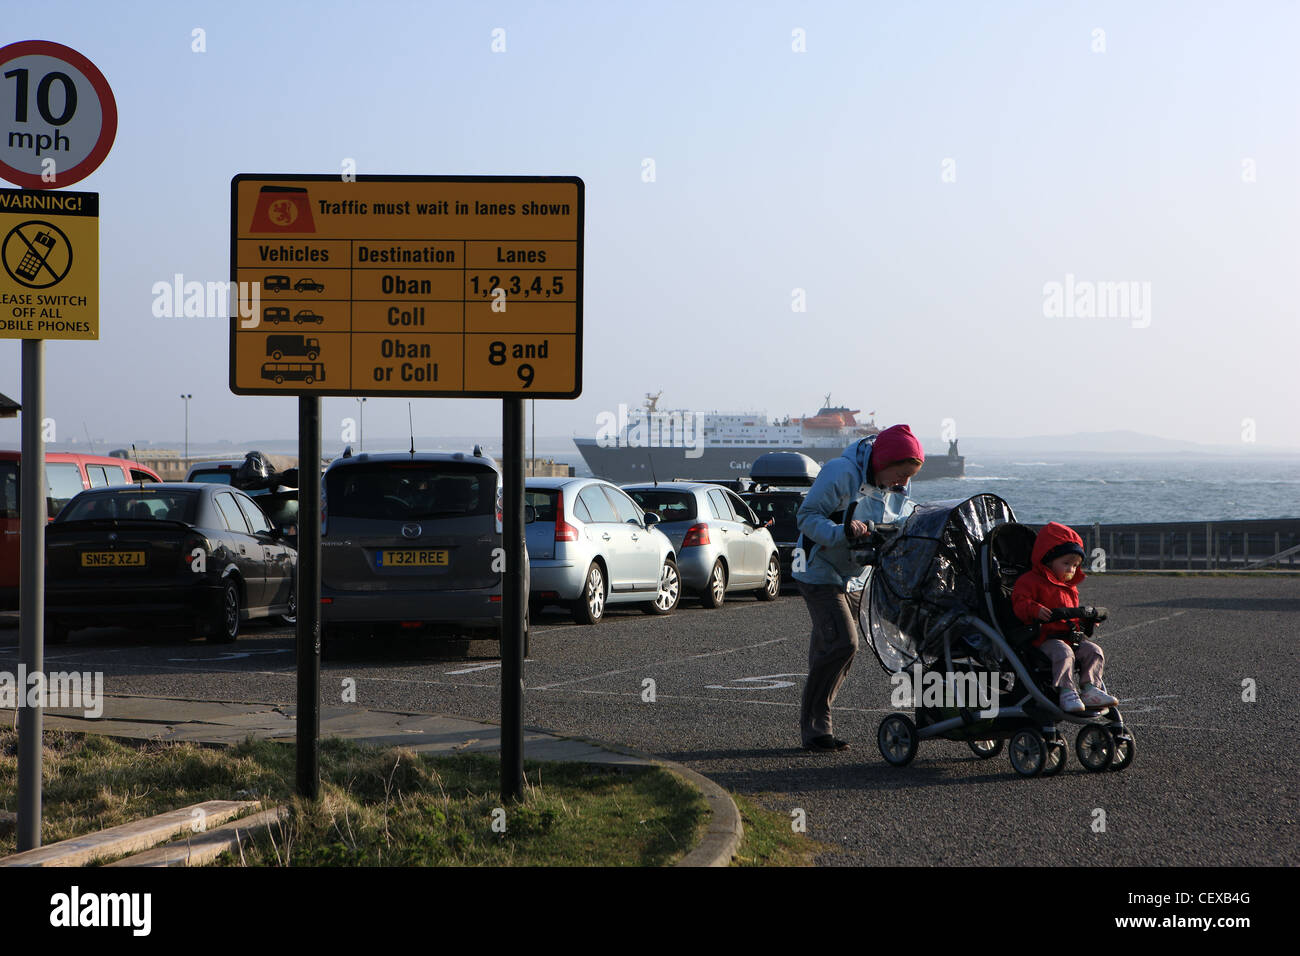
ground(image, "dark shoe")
xmin=803 ymin=734 xmax=850 ymax=752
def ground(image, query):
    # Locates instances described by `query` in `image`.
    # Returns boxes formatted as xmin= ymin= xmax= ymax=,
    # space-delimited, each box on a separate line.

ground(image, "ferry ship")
xmin=574 ymin=393 xmax=966 ymax=483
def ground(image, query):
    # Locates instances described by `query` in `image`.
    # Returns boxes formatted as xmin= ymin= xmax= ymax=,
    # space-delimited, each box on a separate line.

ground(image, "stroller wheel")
xmin=1041 ymin=737 xmax=1067 ymax=777
xmin=1008 ymin=729 xmax=1046 ymax=777
xmin=1075 ymin=725 xmax=1115 ymax=772
xmin=1109 ymin=728 xmax=1135 ymax=771
xmin=878 ymin=713 xmax=918 ymax=767
xmin=968 ymin=738 xmax=1004 ymax=760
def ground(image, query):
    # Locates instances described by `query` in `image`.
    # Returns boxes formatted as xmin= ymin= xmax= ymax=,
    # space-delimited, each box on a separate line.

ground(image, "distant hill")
xmin=953 ymin=430 xmax=1300 ymax=457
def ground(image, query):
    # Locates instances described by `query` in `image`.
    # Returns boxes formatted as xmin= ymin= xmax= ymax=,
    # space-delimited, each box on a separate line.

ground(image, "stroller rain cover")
xmin=857 ymin=494 xmax=1016 ymax=674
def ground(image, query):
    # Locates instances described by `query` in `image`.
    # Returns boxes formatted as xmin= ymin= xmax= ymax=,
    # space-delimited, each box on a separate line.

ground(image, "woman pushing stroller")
xmin=794 ymin=424 xmax=925 ymax=751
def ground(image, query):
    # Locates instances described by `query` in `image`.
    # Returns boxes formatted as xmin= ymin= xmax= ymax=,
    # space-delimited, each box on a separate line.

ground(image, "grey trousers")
xmin=798 ymin=581 xmax=860 ymax=746
xmin=1041 ymin=638 xmax=1105 ymax=691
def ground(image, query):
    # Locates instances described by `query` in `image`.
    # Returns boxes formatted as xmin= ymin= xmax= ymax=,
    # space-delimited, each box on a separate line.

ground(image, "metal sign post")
xmin=16 ymin=339 xmax=43 ymax=850
xmin=296 ymin=397 xmax=321 ymax=798
xmin=501 ymin=398 xmax=525 ymax=801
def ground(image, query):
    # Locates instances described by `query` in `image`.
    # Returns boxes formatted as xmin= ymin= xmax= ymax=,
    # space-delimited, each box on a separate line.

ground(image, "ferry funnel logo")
xmin=249 ymin=186 xmax=316 ymax=233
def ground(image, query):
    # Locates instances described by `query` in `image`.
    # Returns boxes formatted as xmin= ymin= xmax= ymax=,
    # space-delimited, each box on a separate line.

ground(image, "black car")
xmin=740 ymin=488 xmax=805 ymax=589
xmin=44 ymin=483 xmax=296 ymax=644
xmin=740 ymin=452 xmax=821 ymax=589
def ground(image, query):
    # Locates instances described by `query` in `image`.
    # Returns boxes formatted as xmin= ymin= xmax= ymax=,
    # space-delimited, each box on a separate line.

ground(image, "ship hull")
xmin=574 ymin=439 xmax=965 ymax=483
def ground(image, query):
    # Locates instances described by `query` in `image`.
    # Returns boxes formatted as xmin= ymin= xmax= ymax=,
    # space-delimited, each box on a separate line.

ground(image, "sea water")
xmin=916 ymin=456 xmax=1300 ymax=525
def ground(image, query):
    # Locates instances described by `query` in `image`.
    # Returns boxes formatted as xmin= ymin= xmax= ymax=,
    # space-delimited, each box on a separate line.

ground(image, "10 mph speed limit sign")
xmin=0 ymin=40 xmax=118 ymax=189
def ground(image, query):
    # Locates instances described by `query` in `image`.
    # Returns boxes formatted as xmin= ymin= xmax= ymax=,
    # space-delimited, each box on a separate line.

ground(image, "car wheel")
xmin=278 ymin=583 xmax=296 ymax=626
xmin=644 ymin=557 xmax=680 ymax=614
xmin=304 ymin=375 xmax=314 ymax=385
xmin=274 ymin=375 xmax=284 ymax=384
xmin=757 ymin=554 xmax=780 ymax=601
xmin=307 ymin=351 xmax=318 ymax=360
xmin=701 ymin=559 xmax=726 ymax=608
xmin=571 ymin=563 xmax=605 ymax=625
xmin=210 ymin=579 xmax=240 ymax=643
xmin=272 ymin=350 xmax=283 ymax=360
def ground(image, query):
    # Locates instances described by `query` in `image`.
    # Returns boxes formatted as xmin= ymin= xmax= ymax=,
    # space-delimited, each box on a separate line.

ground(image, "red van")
xmin=0 ymin=451 xmax=162 ymax=609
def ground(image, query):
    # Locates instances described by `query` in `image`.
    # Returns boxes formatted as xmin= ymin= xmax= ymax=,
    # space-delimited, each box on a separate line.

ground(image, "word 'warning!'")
xmin=229 ymin=175 xmax=584 ymax=399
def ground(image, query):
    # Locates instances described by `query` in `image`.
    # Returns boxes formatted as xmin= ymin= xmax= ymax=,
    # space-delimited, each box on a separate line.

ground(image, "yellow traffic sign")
xmin=0 ymin=188 xmax=98 ymax=339
xmin=229 ymin=175 xmax=583 ymax=398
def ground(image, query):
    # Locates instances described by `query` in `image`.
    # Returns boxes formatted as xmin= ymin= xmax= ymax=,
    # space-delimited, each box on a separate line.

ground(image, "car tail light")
xmin=496 ymin=488 xmax=503 ymax=531
xmin=489 ymin=595 xmax=502 ymax=603
xmin=182 ymin=534 xmax=208 ymax=570
xmin=400 ymin=621 xmax=422 ymax=629
xmin=554 ymin=491 xmax=578 ymax=542
xmin=320 ymin=597 xmax=333 ymax=604
xmin=682 ymin=523 xmax=710 ymax=548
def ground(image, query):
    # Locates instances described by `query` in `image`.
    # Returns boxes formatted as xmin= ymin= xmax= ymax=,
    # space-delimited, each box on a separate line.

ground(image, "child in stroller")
xmin=1011 ymin=521 xmax=1119 ymax=715
xmin=850 ymin=494 xmax=1135 ymax=778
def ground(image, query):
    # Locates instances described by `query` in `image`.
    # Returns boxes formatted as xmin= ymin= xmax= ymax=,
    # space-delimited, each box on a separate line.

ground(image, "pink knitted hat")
xmin=870 ymin=424 xmax=925 ymax=469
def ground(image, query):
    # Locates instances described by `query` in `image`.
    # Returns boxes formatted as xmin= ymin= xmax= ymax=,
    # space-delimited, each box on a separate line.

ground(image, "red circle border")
xmin=0 ymin=40 xmax=118 ymax=189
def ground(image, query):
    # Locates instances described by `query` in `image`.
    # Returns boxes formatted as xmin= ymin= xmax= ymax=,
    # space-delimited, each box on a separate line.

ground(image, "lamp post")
xmin=180 ymin=394 xmax=192 ymax=467
xmin=356 ymin=397 xmax=366 ymax=451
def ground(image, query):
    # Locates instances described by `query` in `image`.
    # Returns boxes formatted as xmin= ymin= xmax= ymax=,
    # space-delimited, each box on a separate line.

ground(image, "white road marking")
xmin=530 ymin=637 xmax=788 ymax=691
xmin=1100 ymin=611 xmax=1188 ymax=638
xmin=704 ymin=673 xmax=804 ymax=690
xmin=444 ymin=662 xmax=502 ymax=675
xmin=167 ymin=649 xmax=292 ymax=663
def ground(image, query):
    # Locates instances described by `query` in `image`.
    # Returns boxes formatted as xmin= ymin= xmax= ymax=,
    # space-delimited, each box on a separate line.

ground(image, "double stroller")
xmin=849 ymin=494 xmax=1134 ymax=778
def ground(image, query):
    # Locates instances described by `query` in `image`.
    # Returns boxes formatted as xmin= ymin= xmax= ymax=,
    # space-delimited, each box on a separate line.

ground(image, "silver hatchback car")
xmin=525 ymin=477 xmax=679 ymax=625
xmin=623 ymin=482 xmax=780 ymax=607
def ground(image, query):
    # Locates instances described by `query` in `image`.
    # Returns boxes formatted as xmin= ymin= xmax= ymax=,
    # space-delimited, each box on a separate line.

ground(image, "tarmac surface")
xmin=3 ymin=572 xmax=1297 ymax=866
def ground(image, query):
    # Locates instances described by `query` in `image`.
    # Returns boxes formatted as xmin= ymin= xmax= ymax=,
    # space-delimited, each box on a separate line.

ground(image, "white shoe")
xmin=1059 ymin=688 xmax=1085 ymax=713
xmin=1081 ymin=685 xmax=1119 ymax=708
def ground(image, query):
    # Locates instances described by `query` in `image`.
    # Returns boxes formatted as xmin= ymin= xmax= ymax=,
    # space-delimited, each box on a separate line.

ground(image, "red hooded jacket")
xmin=1012 ymin=522 xmax=1087 ymax=646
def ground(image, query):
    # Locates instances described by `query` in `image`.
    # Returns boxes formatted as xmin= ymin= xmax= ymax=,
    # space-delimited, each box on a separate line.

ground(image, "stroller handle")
xmin=1048 ymin=605 xmax=1109 ymax=623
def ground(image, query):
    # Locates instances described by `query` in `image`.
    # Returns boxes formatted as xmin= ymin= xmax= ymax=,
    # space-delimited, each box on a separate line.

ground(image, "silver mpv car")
xmin=623 ymin=482 xmax=781 ymax=607
xmin=524 ymin=477 xmax=679 ymax=625
xmin=321 ymin=451 xmax=521 ymax=650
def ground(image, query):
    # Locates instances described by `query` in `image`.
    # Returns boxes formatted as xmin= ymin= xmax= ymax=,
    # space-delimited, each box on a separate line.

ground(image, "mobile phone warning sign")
xmin=0 ymin=188 xmax=98 ymax=339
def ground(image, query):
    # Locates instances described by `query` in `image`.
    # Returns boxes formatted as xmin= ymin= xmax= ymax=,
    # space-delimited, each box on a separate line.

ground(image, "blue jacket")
xmin=793 ymin=436 xmax=915 ymax=587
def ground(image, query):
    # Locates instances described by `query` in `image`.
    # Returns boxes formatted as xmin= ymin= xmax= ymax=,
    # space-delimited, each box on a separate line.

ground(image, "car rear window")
xmin=59 ymin=489 xmax=198 ymax=523
xmin=188 ymin=469 xmax=235 ymax=485
xmin=0 ymin=462 xmax=16 ymax=520
xmin=744 ymin=493 xmax=802 ymax=536
xmin=525 ymin=489 xmax=558 ymax=522
xmin=326 ymin=462 xmax=497 ymax=520
xmin=625 ymin=489 xmax=697 ymax=522
xmin=46 ymin=462 xmax=85 ymax=517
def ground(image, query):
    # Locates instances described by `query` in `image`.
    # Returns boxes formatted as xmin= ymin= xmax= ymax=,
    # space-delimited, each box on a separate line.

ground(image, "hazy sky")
xmin=1 ymin=0 xmax=1297 ymax=455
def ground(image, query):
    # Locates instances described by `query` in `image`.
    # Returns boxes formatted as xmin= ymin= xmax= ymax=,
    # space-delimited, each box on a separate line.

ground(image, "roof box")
xmin=750 ymin=452 xmax=820 ymax=487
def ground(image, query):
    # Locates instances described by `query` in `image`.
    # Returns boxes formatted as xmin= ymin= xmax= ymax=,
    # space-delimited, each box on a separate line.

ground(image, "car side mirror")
xmin=643 ymin=512 xmax=661 ymax=527
xmin=524 ymin=504 xmax=537 ymax=524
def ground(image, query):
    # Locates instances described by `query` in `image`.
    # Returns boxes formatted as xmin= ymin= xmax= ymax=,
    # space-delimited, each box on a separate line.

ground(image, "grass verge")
xmin=0 ymin=730 xmax=709 ymax=866
xmin=729 ymin=793 xmax=830 ymax=866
